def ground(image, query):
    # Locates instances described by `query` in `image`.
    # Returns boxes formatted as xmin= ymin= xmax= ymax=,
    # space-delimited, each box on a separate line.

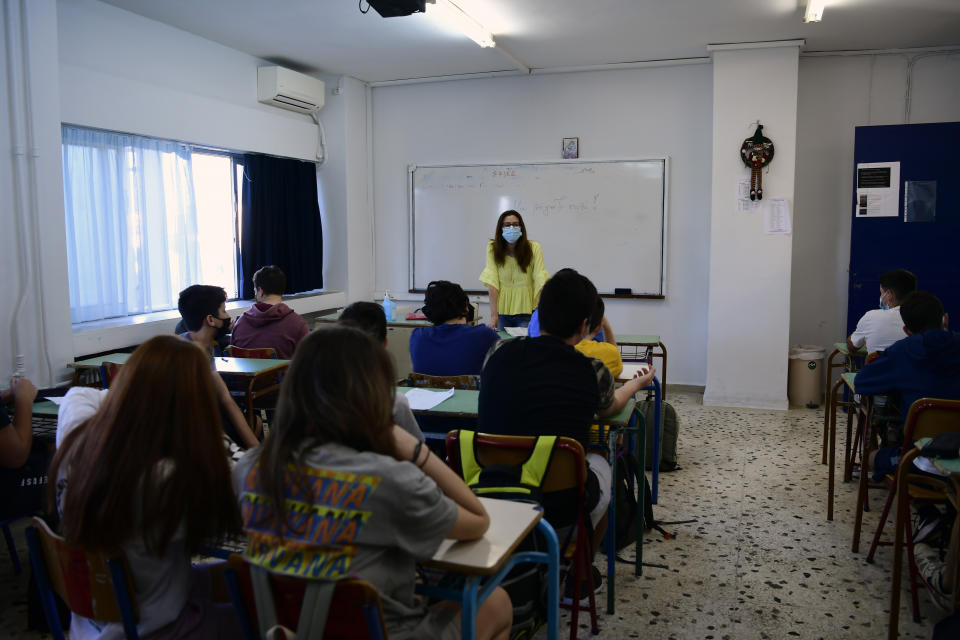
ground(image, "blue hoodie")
xmin=854 ymin=329 xmax=960 ymax=424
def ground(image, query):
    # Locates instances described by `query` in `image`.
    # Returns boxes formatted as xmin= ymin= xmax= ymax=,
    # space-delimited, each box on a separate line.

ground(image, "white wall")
xmin=790 ymin=52 xmax=960 ymax=352
xmin=371 ymin=65 xmax=714 ymax=386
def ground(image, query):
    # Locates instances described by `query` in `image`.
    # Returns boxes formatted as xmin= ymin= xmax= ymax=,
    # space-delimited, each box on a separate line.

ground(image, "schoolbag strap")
xmin=295 ymin=580 xmax=336 ymax=639
xmin=520 ymin=435 xmax=557 ymax=488
xmin=458 ymin=430 xmax=483 ymax=486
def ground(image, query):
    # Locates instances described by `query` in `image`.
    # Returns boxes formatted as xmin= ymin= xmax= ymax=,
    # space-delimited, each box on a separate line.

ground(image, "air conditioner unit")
xmin=257 ymin=66 xmax=325 ymax=114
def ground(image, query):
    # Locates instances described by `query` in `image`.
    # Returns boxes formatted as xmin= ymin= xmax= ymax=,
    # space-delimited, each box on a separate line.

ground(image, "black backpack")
xmin=612 ymin=449 xmax=655 ymax=551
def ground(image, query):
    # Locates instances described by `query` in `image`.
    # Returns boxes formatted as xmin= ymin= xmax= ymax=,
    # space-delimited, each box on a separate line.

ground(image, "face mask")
xmin=879 ymin=290 xmax=888 ymax=310
xmin=215 ymin=315 xmax=232 ymax=339
xmin=502 ymin=226 xmax=522 ymax=243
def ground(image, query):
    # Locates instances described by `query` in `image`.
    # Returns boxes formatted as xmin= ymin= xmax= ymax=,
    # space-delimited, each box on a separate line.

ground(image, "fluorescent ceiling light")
xmin=804 ymin=0 xmax=826 ymax=23
xmin=427 ymin=0 xmax=496 ymax=48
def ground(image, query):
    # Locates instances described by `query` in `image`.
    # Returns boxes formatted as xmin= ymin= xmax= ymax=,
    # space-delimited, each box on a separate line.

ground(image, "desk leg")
xmin=888 ymin=450 xmax=918 ymax=640
xmin=657 ymin=341 xmax=667 ymax=400
xmin=635 ymin=408 xmax=645 ymax=578
xmin=536 ymin=519 xmax=560 ymax=640
xmin=852 ymin=399 xmax=872 ymax=553
xmin=822 ymin=349 xmax=840 ymax=464
xmin=651 ymin=378 xmax=661 ymax=504
xmin=460 ymin=576 xmax=480 ymax=640
xmin=607 ymin=427 xmax=617 ymax=615
xmin=827 ymin=378 xmax=843 ymax=521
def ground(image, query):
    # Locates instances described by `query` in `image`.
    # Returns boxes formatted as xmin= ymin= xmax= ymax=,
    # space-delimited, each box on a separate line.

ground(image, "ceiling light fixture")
xmin=803 ymin=0 xmax=826 ymax=23
xmin=426 ymin=0 xmax=496 ymax=48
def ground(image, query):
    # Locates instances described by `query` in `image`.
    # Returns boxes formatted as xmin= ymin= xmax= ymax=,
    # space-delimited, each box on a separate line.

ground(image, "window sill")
xmin=71 ymin=290 xmax=346 ymax=358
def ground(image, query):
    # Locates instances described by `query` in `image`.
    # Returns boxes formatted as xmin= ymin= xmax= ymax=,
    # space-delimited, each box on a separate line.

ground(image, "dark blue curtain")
xmin=238 ymin=154 xmax=323 ymax=299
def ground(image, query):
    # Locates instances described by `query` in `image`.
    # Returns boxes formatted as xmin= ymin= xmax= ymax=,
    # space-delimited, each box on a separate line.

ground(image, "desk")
xmin=822 ymin=343 xmax=867 ymax=464
xmin=617 ymin=334 xmax=666 ymax=397
xmin=420 ymin=497 xmax=560 ymax=640
xmin=399 ymin=386 xmax=643 ymax=615
xmin=216 ymin=357 xmax=289 ymax=429
xmin=66 ymin=352 xmax=132 ymax=386
xmin=618 ymin=364 xmax=663 ymax=505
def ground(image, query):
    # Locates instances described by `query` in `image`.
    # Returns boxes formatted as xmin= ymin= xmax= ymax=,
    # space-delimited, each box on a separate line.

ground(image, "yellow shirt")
xmin=478 ymin=240 xmax=549 ymax=315
xmin=575 ymin=340 xmax=623 ymax=379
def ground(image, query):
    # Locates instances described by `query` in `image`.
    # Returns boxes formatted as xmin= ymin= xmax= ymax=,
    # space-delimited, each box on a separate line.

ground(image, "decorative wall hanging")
xmin=740 ymin=123 xmax=774 ymax=200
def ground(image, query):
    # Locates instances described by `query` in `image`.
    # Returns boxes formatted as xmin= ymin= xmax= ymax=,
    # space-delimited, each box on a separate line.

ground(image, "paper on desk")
xmin=404 ymin=387 xmax=455 ymax=411
xmin=504 ymin=327 xmax=528 ymax=337
xmin=912 ymin=456 xmax=949 ymax=477
xmin=44 ymin=396 xmax=66 ymax=406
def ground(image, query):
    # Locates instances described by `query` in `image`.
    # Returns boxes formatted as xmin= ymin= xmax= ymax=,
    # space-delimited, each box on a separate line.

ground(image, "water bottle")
xmin=382 ymin=291 xmax=396 ymax=323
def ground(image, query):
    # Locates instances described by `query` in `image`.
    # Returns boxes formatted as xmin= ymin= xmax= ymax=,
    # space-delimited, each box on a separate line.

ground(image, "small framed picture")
xmin=562 ymin=137 xmax=579 ymax=159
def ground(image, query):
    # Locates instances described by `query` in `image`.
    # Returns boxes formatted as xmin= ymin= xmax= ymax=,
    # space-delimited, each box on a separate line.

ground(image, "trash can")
xmin=788 ymin=345 xmax=825 ymax=408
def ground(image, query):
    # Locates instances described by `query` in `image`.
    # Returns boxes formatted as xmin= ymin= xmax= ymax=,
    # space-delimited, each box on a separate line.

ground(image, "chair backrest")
xmin=224 ymin=554 xmax=387 ymax=640
xmin=224 ymin=346 xmax=278 ymax=359
xmin=98 ymin=361 xmax=124 ymax=389
xmin=903 ymin=397 xmax=960 ymax=443
xmin=407 ymin=371 xmax=480 ymax=390
xmin=25 ymin=517 xmax=139 ymax=637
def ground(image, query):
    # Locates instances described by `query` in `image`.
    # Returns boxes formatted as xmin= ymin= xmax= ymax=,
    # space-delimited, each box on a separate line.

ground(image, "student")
xmin=479 ymin=210 xmax=550 ymax=330
xmin=0 ymin=376 xmax=37 ymax=468
xmin=410 ymin=280 xmax=499 ymax=376
xmin=339 ymin=301 xmax=424 ymax=440
xmin=49 ymin=335 xmax=242 ymax=639
xmin=177 ymin=285 xmax=259 ymax=449
xmin=856 ymin=291 xmax=960 ymax=478
xmin=230 ymin=265 xmax=309 ymax=359
xmin=478 ymin=268 xmax=655 ymax=581
xmin=233 ymin=326 xmax=512 ymax=640
xmin=847 ymin=269 xmax=918 ymax=355
xmin=573 ymin=297 xmax=622 ymax=378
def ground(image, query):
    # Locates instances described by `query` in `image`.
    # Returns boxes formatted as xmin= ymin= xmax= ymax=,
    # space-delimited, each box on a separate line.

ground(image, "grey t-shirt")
xmin=392 ymin=392 xmax=424 ymax=441
xmin=233 ymin=442 xmax=457 ymax=638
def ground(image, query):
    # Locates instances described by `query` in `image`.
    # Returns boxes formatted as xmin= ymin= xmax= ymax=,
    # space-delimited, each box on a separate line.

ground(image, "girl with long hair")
xmin=234 ymin=326 xmax=512 ymax=640
xmin=479 ymin=210 xmax=550 ymax=330
xmin=50 ymin=335 xmax=242 ymax=639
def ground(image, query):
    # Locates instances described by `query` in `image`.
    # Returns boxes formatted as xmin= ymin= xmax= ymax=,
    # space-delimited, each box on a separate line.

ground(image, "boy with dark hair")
xmin=231 ymin=265 xmax=309 ymax=359
xmin=857 ymin=291 xmax=960 ymax=477
xmin=338 ymin=301 xmax=424 ymax=440
xmin=847 ymin=268 xmax=918 ymax=354
xmin=410 ymin=280 xmax=499 ymax=376
xmin=479 ymin=268 xmax=655 ymax=588
xmin=176 ymin=285 xmax=260 ymax=449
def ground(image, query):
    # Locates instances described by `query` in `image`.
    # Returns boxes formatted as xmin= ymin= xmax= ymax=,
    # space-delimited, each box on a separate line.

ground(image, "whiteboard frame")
xmin=407 ymin=157 xmax=670 ymax=299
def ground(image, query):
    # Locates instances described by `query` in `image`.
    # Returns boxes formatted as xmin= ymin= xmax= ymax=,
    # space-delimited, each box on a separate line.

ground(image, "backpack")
xmin=639 ymin=398 xmax=680 ymax=471
xmin=613 ymin=449 xmax=655 ymax=551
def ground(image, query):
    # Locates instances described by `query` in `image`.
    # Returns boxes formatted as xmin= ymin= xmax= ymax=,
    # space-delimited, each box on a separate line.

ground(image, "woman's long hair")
xmin=48 ymin=335 xmax=240 ymax=555
xmin=255 ymin=326 xmax=397 ymax=535
xmin=491 ymin=210 xmax=532 ymax=271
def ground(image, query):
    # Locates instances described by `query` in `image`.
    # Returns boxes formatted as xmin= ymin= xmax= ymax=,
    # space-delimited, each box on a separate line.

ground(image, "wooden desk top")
xmin=834 ymin=342 xmax=868 ymax=356
xmin=426 ymin=497 xmax=543 ymax=576
xmin=316 ymin=310 xmax=484 ymax=328
xmin=215 ymin=357 xmax=290 ymax=376
xmin=67 ymin=352 xmax=132 ymax=369
xmin=842 ymin=371 xmax=857 ymax=389
xmin=617 ymin=334 xmax=662 ymax=346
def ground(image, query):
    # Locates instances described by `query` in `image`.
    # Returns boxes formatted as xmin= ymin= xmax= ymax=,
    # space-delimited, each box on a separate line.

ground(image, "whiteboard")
xmin=409 ymin=160 xmax=667 ymax=297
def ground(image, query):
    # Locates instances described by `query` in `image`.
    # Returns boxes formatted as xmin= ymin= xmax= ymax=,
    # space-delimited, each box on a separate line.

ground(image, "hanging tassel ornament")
xmin=740 ymin=124 xmax=775 ymax=201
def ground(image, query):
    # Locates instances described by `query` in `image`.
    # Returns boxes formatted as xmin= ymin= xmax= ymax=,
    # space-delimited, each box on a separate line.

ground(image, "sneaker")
xmin=561 ymin=567 xmax=602 ymax=606
xmin=913 ymin=543 xmax=949 ymax=597
xmin=913 ymin=505 xmax=942 ymax=545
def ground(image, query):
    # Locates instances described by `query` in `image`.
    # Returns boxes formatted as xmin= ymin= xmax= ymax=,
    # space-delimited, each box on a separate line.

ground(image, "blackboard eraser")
xmin=614 ymin=288 xmax=632 ymax=295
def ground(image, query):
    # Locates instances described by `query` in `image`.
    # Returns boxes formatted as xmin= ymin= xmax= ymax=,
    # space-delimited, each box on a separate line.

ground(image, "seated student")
xmin=233 ymin=326 xmax=512 ymax=640
xmin=478 ymin=269 xmax=655 ymax=580
xmin=339 ymin=301 xmax=424 ymax=440
xmin=0 ymin=376 xmax=37 ymax=469
xmin=573 ymin=297 xmax=622 ymax=378
xmin=50 ymin=335 xmax=242 ymax=640
xmin=230 ymin=265 xmax=309 ymax=359
xmin=847 ymin=268 xmax=918 ymax=355
xmin=410 ymin=280 xmax=499 ymax=376
xmin=177 ymin=285 xmax=259 ymax=449
xmin=856 ymin=291 xmax=960 ymax=478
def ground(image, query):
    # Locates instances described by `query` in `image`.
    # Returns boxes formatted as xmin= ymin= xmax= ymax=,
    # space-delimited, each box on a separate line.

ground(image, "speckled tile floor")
xmin=0 ymin=391 xmax=948 ymax=638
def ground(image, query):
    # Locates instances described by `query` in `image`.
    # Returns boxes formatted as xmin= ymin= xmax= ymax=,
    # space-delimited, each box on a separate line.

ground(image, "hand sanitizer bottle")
xmin=382 ymin=291 xmax=396 ymax=323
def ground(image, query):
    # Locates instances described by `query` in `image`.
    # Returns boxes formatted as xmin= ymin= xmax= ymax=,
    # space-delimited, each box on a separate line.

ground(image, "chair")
xmin=446 ymin=430 xmax=598 ymax=640
xmin=862 ymin=398 xmax=960 ymax=623
xmin=98 ymin=361 xmax=124 ymax=389
xmin=405 ymin=371 xmax=480 ymax=390
xmin=223 ymin=346 xmax=278 ymax=359
xmin=223 ymin=553 xmax=387 ymax=640
xmin=25 ymin=517 xmax=140 ymax=640
xmin=1 ymin=517 xmax=22 ymax=574
xmin=222 ymin=346 xmax=281 ymax=432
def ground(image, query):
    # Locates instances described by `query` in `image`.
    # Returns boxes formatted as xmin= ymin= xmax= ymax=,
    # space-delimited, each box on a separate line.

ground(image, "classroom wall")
xmin=371 ymin=65 xmax=714 ymax=386
xmin=790 ymin=52 xmax=960 ymax=352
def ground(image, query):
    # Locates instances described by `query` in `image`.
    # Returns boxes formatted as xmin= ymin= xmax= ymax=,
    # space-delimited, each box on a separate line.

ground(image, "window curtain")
xmin=61 ymin=126 xmax=200 ymax=323
xmin=238 ymin=154 xmax=323 ymax=299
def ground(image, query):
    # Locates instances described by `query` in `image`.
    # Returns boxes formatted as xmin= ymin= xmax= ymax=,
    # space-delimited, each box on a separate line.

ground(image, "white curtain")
xmin=62 ymin=126 xmax=200 ymax=323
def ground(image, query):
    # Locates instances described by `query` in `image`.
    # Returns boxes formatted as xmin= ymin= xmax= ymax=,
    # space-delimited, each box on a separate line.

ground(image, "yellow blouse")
xmin=478 ymin=240 xmax=549 ymax=316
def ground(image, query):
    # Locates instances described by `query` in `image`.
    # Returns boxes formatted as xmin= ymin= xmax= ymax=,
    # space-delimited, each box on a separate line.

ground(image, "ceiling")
xmin=100 ymin=0 xmax=960 ymax=83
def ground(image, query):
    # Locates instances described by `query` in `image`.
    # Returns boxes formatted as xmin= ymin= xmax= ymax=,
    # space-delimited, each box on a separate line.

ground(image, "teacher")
xmin=479 ymin=210 xmax=550 ymax=330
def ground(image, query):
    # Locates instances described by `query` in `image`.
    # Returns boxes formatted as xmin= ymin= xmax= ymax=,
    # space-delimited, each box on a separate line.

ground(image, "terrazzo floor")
xmin=0 ymin=390 xmax=950 ymax=638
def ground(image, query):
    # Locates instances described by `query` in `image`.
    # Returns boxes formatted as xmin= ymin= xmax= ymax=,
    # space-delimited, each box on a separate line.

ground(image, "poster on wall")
xmin=855 ymin=161 xmax=900 ymax=218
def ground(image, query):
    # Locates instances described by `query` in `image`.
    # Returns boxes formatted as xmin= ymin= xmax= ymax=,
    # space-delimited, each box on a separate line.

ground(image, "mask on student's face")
xmin=501 ymin=227 xmax=522 ymax=244
xmin=215 ymin=315 xmax=232 ymax=339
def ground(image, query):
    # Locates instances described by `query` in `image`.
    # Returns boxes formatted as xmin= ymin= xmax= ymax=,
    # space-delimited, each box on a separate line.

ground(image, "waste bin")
xmin=788 ymin=345 xmax=825 ymax=408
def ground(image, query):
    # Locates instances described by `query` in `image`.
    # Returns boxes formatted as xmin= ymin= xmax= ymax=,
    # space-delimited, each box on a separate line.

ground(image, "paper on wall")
xmin=763 ymin=198 xmax=791 ymax=235
xmin=736 ymin=178 xmax=761 ymax=212
xmin=855 ymin=162 xmax=900 ymax=218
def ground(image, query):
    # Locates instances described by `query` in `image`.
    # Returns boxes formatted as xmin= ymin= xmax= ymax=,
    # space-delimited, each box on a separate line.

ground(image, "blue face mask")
xmin=879 ymin=289 xmax=889 ymax=310
xmin=502 ymin=227 xmax=522 ymax=243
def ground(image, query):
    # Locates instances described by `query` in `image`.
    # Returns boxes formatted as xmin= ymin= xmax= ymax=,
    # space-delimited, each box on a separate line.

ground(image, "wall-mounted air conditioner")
xmin=257 ymin=66 xmax=325 ymax=114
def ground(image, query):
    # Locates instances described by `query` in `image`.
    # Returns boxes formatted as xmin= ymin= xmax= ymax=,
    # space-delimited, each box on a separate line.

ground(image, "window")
xmin=61 ymin=126 xmax=241 ymax=323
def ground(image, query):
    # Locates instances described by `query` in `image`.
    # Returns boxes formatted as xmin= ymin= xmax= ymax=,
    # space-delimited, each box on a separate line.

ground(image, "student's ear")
xmin=903 ymin=326 xmax=913 ymax=336
xmin=944 ymin=313 xmax=950 ymax=330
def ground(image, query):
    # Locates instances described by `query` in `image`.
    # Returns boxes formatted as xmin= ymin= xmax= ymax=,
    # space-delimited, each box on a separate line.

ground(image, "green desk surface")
xmin=616 ymin=334 xmax=661 ymax=347
xmin=397 ymin=386 xmax=635 ymax=426
xmin=215 ymin=357 xmax=290 ymax=376
xmin=32 ymin=400 xmax=60 ymax=417
xmin=833 ymin=342 xmax=868 ymax=356
xmin=68 ymin=352 xmax=132 ymax=369
xmin=842 ymin=371 xmax=857 ymax=390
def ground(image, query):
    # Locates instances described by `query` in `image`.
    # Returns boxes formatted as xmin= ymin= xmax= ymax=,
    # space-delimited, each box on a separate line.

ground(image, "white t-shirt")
xmin=849 ymin=307 xmax=906 ymax=354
